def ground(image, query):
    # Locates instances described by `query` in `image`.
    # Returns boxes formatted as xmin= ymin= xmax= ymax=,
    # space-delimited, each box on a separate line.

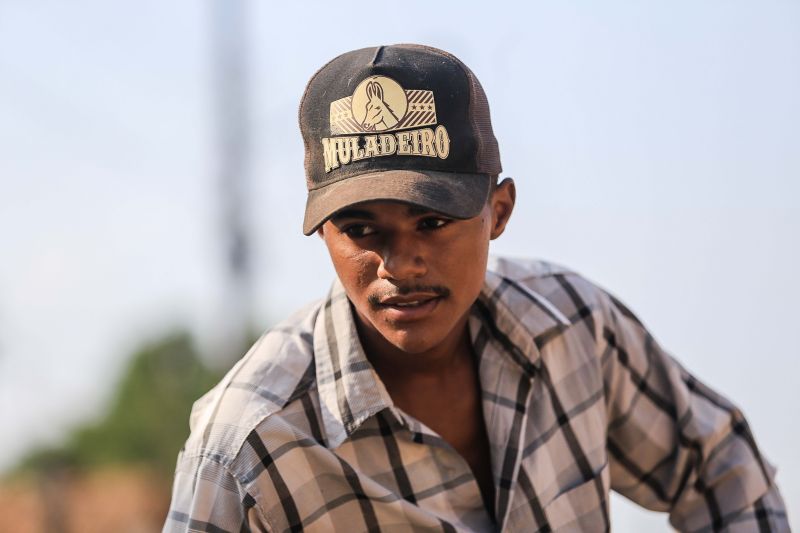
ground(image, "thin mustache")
xmin=367 ymin=285 xmax=451 ymax=309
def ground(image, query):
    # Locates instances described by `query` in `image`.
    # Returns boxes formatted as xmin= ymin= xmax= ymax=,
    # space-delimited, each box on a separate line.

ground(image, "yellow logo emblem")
xmin=329 ymin=76 xmax=438 ymax=135
xmin=321 ymin=76 xmax=449 ymax=173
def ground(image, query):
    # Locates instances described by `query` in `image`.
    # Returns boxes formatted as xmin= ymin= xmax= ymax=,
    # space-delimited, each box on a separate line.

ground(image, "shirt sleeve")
xmin=163 ymin=450 xmax=272 ymax=533
xmin=597 ymin=288 xmax=789 ymax=532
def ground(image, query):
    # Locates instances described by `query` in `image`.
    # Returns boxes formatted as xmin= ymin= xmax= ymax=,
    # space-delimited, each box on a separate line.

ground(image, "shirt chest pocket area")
xmin=541 ymin=461 xmax=610 ymax=531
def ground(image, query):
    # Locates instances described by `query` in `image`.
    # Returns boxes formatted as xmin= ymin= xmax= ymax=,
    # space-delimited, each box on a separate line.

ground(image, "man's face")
xmin=319 ymin=181 xmax=514 ymax=356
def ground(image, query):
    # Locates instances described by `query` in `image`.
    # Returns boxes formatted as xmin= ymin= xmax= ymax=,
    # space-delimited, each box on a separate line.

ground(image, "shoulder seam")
xmin=178 ymin=450 xmax=277 ymax=531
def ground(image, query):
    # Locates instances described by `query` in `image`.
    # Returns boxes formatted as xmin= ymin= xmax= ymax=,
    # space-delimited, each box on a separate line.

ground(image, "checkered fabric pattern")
xmin=164 ymin=257 xmax=788 ymax=532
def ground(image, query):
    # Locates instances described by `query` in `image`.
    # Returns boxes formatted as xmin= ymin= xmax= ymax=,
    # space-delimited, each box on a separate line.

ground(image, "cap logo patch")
xmin=331 ymin=76 xmax=436 ymax=134
xmin=321 ymin=76 xmax=449 ymax=172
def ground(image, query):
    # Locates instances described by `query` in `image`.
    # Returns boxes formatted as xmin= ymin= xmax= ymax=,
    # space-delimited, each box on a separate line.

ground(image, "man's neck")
xmin=354 ymin=308 xmax=474 ymax=383
xmin=353 ymin=303 xmax=497 ymax=521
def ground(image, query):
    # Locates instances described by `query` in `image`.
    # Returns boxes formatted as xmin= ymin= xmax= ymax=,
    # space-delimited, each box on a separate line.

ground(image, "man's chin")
xmin=376 ymin=326 xmax=442 ymax=355
xmin=384 ymin=338 xmax=439 ymax=355
xmin=354 ymin=302 xmax=466 ymax=357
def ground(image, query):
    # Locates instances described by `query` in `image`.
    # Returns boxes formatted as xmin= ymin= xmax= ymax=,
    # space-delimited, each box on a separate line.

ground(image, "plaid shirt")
xmin=164 ymin=256 xmax=788 ymax=532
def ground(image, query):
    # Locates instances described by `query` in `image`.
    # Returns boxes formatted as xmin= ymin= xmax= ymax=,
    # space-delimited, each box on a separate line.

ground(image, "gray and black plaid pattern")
xmin=164 ymin=257 xmax=789 ymax=532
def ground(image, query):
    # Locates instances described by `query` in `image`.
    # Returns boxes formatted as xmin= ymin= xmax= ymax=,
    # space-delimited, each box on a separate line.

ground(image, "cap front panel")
xmin=300 ymin=46 xmax=480 ymax=191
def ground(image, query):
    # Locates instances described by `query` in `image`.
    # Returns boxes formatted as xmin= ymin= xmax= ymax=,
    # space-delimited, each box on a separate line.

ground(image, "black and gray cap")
xmin=299 ymin=44 xmax=502 ymax=235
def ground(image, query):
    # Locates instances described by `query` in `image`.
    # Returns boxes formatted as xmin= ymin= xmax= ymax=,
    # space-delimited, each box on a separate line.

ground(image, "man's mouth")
xmin=377 ymin=295 xmax=442 ymax=321
xmin=368 ymin=286 xmax=450 ymax=321
xmin=379 ymin=294 xmax=441 ymax=308
xmin=393 ymin=301 xmax=428 ymax=307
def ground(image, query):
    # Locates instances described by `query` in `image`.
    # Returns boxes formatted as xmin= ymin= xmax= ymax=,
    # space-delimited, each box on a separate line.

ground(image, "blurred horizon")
xmin=1 ymin=0 xmax=798 ymax=530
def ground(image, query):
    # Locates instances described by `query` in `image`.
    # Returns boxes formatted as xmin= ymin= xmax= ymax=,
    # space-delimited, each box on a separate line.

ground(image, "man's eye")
xmin=418 ymin=217 xmax=450 ymax=230
xmin=343 ymin=224 xmax=376 ymax=238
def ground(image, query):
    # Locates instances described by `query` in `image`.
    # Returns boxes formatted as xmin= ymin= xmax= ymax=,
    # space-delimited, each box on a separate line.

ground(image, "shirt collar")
xmin=475 ymin=268 xmax=572 ymax=375
xmin=313 ymin=264 xmax=571 ymax=449
xmin=313 ymin=279 xmax=395 ymax=448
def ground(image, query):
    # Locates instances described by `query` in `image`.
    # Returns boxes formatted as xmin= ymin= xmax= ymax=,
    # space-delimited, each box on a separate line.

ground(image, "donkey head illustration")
xmin=362 ymin=81 xmax=400 ymax=131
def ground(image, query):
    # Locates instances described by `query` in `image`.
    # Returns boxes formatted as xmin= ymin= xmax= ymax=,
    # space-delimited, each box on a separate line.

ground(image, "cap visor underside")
xmin=303 ymin=170 xmax=490 ymax=235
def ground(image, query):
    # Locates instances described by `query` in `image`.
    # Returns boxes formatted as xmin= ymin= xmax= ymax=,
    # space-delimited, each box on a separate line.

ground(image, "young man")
xmin=164 ymin=45 xmax=788 ymax=532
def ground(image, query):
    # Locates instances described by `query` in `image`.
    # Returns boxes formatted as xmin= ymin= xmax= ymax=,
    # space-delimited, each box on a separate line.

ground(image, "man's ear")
xmin=316 ymin=225 xmax=325 ymax=239
xmin=489 ymin=177 xmax=516 ymax=240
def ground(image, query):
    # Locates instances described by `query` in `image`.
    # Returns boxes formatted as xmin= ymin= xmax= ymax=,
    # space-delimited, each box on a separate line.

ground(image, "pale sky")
xmin=1 ymin=1 xmax=798 ymax=529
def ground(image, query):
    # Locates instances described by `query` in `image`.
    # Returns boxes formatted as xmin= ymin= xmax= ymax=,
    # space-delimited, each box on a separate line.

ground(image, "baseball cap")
xmin=299 ymin=44 xmax=502 ymax=235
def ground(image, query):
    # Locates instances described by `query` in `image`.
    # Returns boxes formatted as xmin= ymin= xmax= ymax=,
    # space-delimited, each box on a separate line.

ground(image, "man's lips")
xmin=379 ymin=293 xmax=441 ymax=307
xmin=366 ymin=284 xmax=451 ymax=321
xmin=377 ymin=295 xmax=442 ymax=321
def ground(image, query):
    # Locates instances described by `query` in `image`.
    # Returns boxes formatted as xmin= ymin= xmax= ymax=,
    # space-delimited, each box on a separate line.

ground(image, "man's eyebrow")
xmin=331 ymin=209 xmax=375 ymax=221
xmin=406 ymin=205 xmax=437 ymax=217
xmin=331 ymin=205 xmax=442 ymax=221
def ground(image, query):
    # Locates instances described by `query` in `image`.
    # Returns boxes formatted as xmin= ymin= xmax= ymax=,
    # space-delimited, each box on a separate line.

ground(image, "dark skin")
xmin=319 ymin=178 xmax=516 ymax=520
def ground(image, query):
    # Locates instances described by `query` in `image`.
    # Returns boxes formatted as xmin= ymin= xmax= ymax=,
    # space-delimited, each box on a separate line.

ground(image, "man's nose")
xmin=376 ymin=234 xmax=427 ymax=281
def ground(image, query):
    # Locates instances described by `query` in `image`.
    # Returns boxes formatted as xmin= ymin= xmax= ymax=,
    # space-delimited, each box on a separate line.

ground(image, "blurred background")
xmin=1 ymin=1 xmax=797 ymax=531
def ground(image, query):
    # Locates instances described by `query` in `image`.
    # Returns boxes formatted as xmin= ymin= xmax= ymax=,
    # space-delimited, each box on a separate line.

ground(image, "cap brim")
xmin=303 ymin=170 xmax=491 ymax=235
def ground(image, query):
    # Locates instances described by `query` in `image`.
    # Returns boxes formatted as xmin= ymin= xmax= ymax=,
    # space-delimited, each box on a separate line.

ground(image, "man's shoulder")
xmin=180 ymin=299 xmax=324 ymax=465
xmin=488 ymin=255 xmax=576 ymax=281
xmin=487 ymin=255 xmax=615 ymax=325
